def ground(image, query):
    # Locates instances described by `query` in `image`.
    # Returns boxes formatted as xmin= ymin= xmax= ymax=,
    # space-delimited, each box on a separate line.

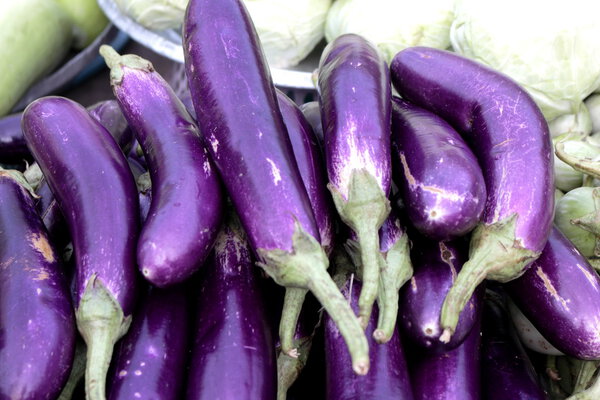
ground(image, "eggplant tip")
xmin=439 ymin=328 xmax=453 ymax=343
xmin=353 ymin=360 xmax=370 ymax=376
xmin=286 ymin=348 xmax=299 ymax=359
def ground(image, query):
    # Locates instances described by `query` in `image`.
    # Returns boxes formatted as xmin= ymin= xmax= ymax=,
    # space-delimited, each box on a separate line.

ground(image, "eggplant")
xmin=391 ymin=97 xmax=486 ymax=240
xmin=325 ymin=273 xmax=414 ymax=400
xmin=22 ymin=96 xmax=139 ymax=400
xmin=507 ymin=299 xmax=563 ymax=356
xmin=0 ymin=113 xmax=30 ymax=163
xmin=186 ymin=213 xmax=277 ymax=400
xmin=399 ymin=237 xmax=483 ymax=352
xmin=0 ymin=170 xmax=75 ymax=400
xmin=390 ymin=47 xmax=554 ymax=341
xmin=409 ymin=316 xmax=481 ymax=400
xmin=183 ymin=0 xmax=368 ymax=374
xmin=299 ymin=101 xmax=324 ymax=144
xmin=87 ymin=99 xmax=133 ymax=154
xmin=506 ymin=227 xmax=600 ymax=359
xmin=107 ymin=285 xmax=190 ymax=400
xmin=481 ymin=291 xmax=549 ymax=400
xmin=318 ymin=33 xmax=392 ymax=327
xmin=101 ymin=46 xmax=223 ymax=287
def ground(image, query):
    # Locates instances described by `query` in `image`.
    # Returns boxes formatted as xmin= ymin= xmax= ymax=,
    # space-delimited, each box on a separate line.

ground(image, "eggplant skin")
xmin=0 ymin=173 xmax=75 ymax=400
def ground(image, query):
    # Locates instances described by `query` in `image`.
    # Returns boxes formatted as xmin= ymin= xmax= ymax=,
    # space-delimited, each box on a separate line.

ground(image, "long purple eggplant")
xmin=100 ymin=45 xmax=223 ymax=287
xmin=481 ymin=291 xmax=549 ymax=400
xmin=107 ymin=285 xmax=190 ymax=400
xmin=0 ymin=113 xmax=30 ymax=163
xmin=318 ymin=33 xmax=392 ymax=327
xmin=186 ymin=213 xmax=277 ymax=400
xmin=409 ymin=316 xmax=481 ymax=400
xmin=0 ymin=170 xmax=75 ymax=400
xmin=87 ymin=100 xmax=133 ymax=154
xmin=506 ymin=227 xmax=600 ymax=359
xmin=276 ymin=89 xmax=335 ymax=355
xmin=325 ymin=272 xmax=414 ymax=400
xmin=299 ymin=101 xmax=324 ymax=144
xmin=183 ymin=0 xmax=368 ymax=374
xmin=399 ymin=237 xmax=483 ymax=352
xmin=391 ymin=97 xmax=486 ymax=240
xmin=22 ymin=96 xmax=139 ymax=400
xmin=390 ymin=47 xmax=554 ymax=341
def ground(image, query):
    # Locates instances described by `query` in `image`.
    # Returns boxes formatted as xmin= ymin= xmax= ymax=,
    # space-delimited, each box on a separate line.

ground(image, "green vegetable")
xmin=114 ymin=0 xmax=188 ymax=30
xmin=0 ymin=0 xmax=73 ymax=117
xmin=55 ymin=0 xmax=109 ymax=49
xmin=554 ymin=186 xmax=600 ymax=258
xmin=553 ymin=136 xmax=600 ymax=192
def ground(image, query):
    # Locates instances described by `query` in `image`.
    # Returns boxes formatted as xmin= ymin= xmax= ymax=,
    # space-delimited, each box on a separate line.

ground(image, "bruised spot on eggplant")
xmin=536 ymin=267 xmax=570 ymax=312
xmin=29 ymin=233 xmax=55 ymax=263
xmin=399 ymin=153 xmax=416 ymax=186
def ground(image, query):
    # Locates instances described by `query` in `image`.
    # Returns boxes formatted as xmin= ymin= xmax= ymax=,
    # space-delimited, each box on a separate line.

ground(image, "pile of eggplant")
xmin=1 ymin=0 xmax=599 ymax=399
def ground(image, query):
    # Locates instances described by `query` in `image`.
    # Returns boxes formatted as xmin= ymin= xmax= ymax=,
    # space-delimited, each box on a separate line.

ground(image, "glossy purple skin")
xmin=0 ymin=113 xmax=29 ymax=162
xmin=506 ymin=227 xmax=600 ymax=359
xmin=35 ymin=179 xmax=68 ymax=247
xmin=21 ymin=96 xmax=139 ymax=315
xmin=112 ymin=61 xmax=223 ymax=287
xmin=391 ymin=97 xmax=486 ymax=240
xmin=379 ymin=207 xmax=404 ymax=253
xmin=108 ymin=285 xmax=190 ymax=400
xmin=391 ymin=47 xmax=553 ymax=253
xmin=399 ymin=238 xmax=483 ymax=352
xmin=0 ymin=174 xmax=75 ymax=400
xmin=325 ymin=278 xmax=413 ymax=400
xmin=409 ymin=317 xmax=481 ymax=400
xmin=299 ymin=101 xmax=324 ymax=145
xmin=183 ymin=0 xmax=318 ymax=253
xmin=318 ymin=33 xmax=391 ymax=200
xmin=186 ymin=218 xmax=277 ymax=400
xmin=481 ymin=294 xmax=548 ymax=400
xmin=277 ymin=90 xmax=334 ymax=254
xmin=87 ymin=99 xmax=133 ymax=154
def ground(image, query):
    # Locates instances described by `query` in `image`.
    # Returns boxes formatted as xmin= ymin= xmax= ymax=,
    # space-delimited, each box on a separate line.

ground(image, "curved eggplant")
xmin=390 ymin=46 xmax=554 ymax=341
xmin=0 ymin=170 xmax=75 ymax=400
xmin=22 ymin=96 xmax=139 ymax=400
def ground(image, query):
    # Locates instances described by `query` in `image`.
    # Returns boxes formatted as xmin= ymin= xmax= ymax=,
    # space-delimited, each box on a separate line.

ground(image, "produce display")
xmin=4 ymin=0 xmax=600 ymax=399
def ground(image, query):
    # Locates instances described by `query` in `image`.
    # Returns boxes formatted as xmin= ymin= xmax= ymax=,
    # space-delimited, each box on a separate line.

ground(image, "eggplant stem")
xmin=573 ymin=360 xmax=600 ymax=394
xmin=555 ymin=141 xmax=600 ymax=180
xmin=354 ymin=224 xmax=384 ymax=328
xmin=279 ymin=288 xmax=308 ymax=356
xmin=57 ymin=339 xmax=87 ymax=400
xmin=276 ymin=335 xmax=313 ymax=400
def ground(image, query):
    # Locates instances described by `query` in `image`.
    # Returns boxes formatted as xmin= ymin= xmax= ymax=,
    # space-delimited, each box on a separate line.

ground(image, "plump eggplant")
xmin=481 ymin=291 xmax=549 ymax=400
xmin=186 ymin=213 xmax=277 ymax=400
xmin=409 ymin=316 xmax=481 ymax=400
xmin=107 ymin=285 xmax=190 ymax=400
xmin=390 ymin=47 xmax=554 ymax=341
xmin=318 ymin=33 xmax=392 ymax=327
xmin=183 ymin=0 xmax=368 ymax=374
xmin=101 ymin=46 xmax=223 ymax=287
xmin=0 ymin=113 xmax=30 ymax=163
xmin=399 ymin=237 xmax=483 ymax=352
xmin=0 ymin=170 xmax=75 ymax=400
xmin=506 ymin=227 xmax=600 ymax=359
xmin=391 ymin=97 xmax=486 ymax=240
xmin=22 ymin=96 xmax=139 ymax=400
xmin=325 ymin=272 xmax=414 ymax=400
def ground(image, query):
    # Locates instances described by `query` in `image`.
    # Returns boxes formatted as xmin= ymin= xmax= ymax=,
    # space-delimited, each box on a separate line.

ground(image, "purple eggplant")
xmin=186 ymin=213 xmax=277 ymax=400
xmin=391 ymin=97 xmax=486 ymax=240
xmin=183 ymin=0 xmax=368 ymax=374
xmin=22 ymin=96 xmax=139 ymax=400
xmin=108 ymin=285 xmax=190 ymax=400
xmin=0 ymin=170 xmax=75 ymax=399
xmin=0 ymin=113 xmax=30 ymax=163
xmin=399 ymin=237 xmax=483 ymax=352
xmin=101 ymin=46 xmax=223 ymax=287
xmin=318 ymin=33 xmax=392 ymax=327
xmin=325 ymin=273 xmax=414 ymax=400
xmin=390 ymin=47 xmax=554 ymax=341
xmin=481 ymin=291 xmax=549 ymax=400
xmin=299 ymin=101 xmax=324 ymax=145
xmin=87 ymin=100 xmax=133 ymax=154
xmin=506 ymin=227 xmax=600 ymax=359
xmin=409 ymin=315 xmax=481 ymax=400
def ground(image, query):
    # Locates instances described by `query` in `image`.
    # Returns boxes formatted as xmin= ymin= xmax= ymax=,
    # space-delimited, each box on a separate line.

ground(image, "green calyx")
xmin=0 ymin=166 xmax=40 ymax=199
xmin=99 ymin=45 xmax=154 ymax=86
xmin=555 ymin=141 xmax=600 ymax=180
xmin=76 ymin=275 xmax=131 ymax=400
xmin=258 ymin=221 xmax=369 ymax=375
xmin=329 ymin=168 xmax=390 ymax=328
xmin=439 ymin=214 xmax=540 ymax=342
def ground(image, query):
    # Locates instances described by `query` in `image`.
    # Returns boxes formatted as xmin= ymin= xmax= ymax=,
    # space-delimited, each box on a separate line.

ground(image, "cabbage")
xmin=586 ymin=94 xmax=600 ymax=134
xmin=243 ymin=0 xmax=331 ymax=68
xmin=114 ymin=0 xmax=187 ymax=30
xmin=451 ymin=0 xmax=600 ymax=124
xmin=325 ymin=0 xmax=455 ymax=64
xmin=555 ymin=187 xmax=600 ymax=258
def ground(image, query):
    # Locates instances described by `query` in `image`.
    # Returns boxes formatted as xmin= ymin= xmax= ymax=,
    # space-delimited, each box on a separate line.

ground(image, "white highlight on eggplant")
xmin=266 ymin=158 xmax=282 ymax=185
xmin=209 ymin=134 xmax=219 ymax=153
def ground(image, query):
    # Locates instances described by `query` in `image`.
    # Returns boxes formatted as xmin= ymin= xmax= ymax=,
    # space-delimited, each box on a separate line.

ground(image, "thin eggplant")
xmin=318 ymin=33 xmax=392 ymax=327
xmin=409 ymin=316 xmax=481 ymax=400
xmin=0 ymin=113 xmax=30 ymax=163
xmin=325 ymin=273 xmax=414 ymax=400
xmin=390 ymin=46 xmax=554 ymax=341
xmin=507 ymin=299 xmax=563 ymax=356
xmin=391 ymin=97 xmax=486 ymax=240
xmin=399 ymin=237 xmax=483 ymax=352
xmin=506 ymin=227 xmax=600 ymax=359
xmin=107 ymin=285 xmax=190 ymax=400
xmin=87 ymin=99 xmax=133 ymax=155
xmin=183 ymin=0 xmax=368 ymax=373
xmin=0 ymin=170 xmax=75 ymax=400
xmin=299 ymin=101 xmax=324 ymax=145
xmin=481 ymin=291 xmax=549 ymax=400
xmin=186 ymin=213 xmax=277 ymax=400
xmin=101 ymin=46 xmax=223 ymax=287
xmin=22 ymin=96 xmax=139 ymax=400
